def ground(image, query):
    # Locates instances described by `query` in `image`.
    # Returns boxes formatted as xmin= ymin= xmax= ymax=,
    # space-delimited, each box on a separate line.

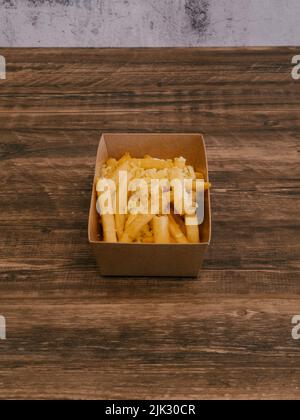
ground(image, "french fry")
xmin=195 ymin=171 xmax=204 ymax=179
xmin=174 ymin=157 xmax=186 ymax=169
xmin=111 ymin=161 xmax=132 ymax=185
xmin=121 ymin=214 xmax=154 ymax=243
xmin=192 ymin=180 xmax=211 ymax=192
xmin=150 ymin=181 xmax=171 ymax=215
xmin=153 ymin=216 xmax=170 ymax=244
xmin=97 ymin=186 xmax=117 ymax=242
xmin=102 ymin=214 xmax=117 ymax=243
xmin=118 ymin=153 xmax=131 ymax=166
xmin=125 ymin=214 xmax=141 ymax=231
xmin=185 ymin=215 xmax=200 ymax=243
xmin=168 ymin=215 xmax=189 ymax=244
xmin=136 ymin=157 xmax=172 ymax=170
xmin=106 ymin=158 xmax=118 ymax=169
xmin=204 ymin=182 xmax=211 ymax=191
xmin=172 ymin=211 xmax=186 ymax=235
xmin=169 ymin=167 xmax=184 ymax=181
xmin=104 ymin=154 xmax=129 ymax=178
xmin=115 ymin=214 xmax=125 ymax=241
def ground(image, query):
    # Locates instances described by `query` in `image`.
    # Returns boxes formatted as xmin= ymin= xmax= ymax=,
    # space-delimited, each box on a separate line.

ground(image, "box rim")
xmin=89 ymin=240 xmax=210 ymax=246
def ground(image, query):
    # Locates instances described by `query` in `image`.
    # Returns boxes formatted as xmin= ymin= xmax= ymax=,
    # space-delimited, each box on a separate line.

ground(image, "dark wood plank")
xmin=0 ymin=48 xmax=299 ymax=400
xmin=0 ymin=298 xmax=299 ymax=400
xmin=1 ymin=109 xmax=300 ymax=133
xmin=1 ymin=48 xmax=297 ymax=91
xmin=0 ymin=48 xmax=299 ymax=133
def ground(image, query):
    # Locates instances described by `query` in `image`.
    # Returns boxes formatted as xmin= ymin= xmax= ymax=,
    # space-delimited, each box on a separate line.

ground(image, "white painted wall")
xmin=0 ymin=0 xmax=299 ymax=47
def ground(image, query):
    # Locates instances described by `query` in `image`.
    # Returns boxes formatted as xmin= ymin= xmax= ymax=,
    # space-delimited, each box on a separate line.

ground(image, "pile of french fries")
xmin=97 ymin=153 xmax=210 ymax=244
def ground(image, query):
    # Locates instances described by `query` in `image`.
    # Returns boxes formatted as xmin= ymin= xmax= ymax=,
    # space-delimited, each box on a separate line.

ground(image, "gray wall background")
xmin=0 ymin=0 xmax=299 ymax=47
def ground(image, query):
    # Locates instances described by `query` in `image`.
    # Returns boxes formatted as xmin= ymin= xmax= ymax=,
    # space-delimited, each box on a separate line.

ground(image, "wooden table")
xmin=0 ymin=48 xmax=299 ymax=400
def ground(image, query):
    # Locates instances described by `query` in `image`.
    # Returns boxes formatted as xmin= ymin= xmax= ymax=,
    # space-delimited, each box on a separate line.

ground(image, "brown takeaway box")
xmin=88 ymin=133 xmax=211 ymax=277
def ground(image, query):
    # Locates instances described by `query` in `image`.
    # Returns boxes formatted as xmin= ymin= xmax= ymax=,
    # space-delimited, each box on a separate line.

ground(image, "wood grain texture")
xmin=0 ymin=48 xmax=299 ymax=400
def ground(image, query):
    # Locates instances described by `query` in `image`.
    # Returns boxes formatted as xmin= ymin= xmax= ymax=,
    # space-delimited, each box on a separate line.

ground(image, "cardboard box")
xmin=88 ymin=133 xmax=211 ymax=277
